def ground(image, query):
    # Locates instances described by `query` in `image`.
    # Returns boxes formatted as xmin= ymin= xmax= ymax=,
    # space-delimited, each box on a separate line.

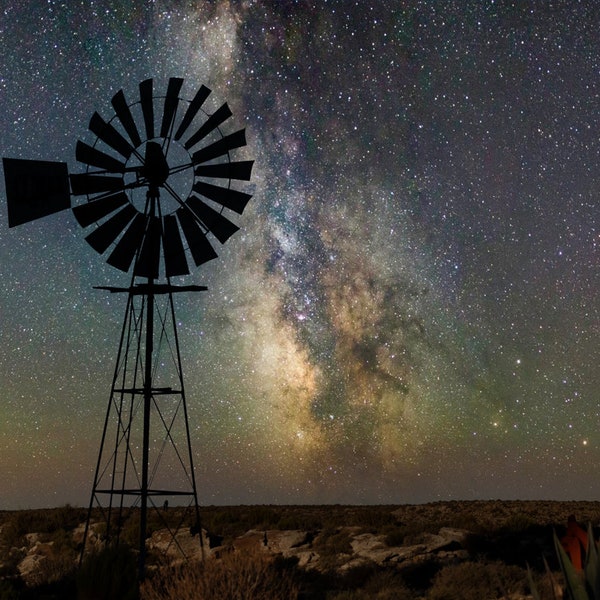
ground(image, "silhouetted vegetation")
xmin=1 ymin=501 xmax=600 ymax=598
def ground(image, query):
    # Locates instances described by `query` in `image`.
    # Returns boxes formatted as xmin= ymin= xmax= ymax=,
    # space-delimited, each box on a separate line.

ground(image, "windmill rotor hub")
xmin=142 ymin=141 xmax=169 ymax=189
xmin=124 ymin=139 xmax=192 ymax=216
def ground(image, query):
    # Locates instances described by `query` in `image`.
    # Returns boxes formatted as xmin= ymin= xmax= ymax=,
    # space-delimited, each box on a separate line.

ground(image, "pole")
xmin=139 ymin=191 xmax=156 ymax=581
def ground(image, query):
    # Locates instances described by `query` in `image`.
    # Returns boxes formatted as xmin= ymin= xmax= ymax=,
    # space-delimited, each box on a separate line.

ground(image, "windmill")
xmin=3 ymin=77 xmax=254 ymax=579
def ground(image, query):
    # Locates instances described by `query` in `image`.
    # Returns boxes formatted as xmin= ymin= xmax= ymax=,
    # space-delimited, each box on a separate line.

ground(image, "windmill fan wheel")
xmin=70 ymin=77 xmax=254 ymax=279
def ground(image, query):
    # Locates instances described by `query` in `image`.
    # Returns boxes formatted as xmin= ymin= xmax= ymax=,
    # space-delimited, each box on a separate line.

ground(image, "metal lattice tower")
xmin=83 ymin=280 xmax=207 ymax=577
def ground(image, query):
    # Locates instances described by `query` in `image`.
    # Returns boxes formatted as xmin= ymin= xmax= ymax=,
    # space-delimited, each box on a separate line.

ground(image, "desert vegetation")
xmin=1 ymin=500 xmax=599 ymax=598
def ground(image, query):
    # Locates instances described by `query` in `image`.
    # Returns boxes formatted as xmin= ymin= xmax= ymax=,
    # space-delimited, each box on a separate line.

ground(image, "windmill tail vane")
xmin=2 ymin=77 xmax=254 ymax=580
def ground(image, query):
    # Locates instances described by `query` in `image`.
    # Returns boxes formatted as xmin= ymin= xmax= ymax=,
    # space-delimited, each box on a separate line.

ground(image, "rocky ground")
xmin=1 ymin=500 xmax=599 ymax=598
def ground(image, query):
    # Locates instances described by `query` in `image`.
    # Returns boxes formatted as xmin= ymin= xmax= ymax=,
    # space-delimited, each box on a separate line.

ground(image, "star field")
xmin=1 ymin=1 xmax=600 ymax=508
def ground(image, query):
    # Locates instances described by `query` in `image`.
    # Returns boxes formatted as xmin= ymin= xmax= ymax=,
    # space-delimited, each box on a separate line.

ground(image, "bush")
xmin=315 ymin=528 xmax=353 ymax=556
xmin=0 ymin=580 xmax=21 ymax=600
xmin=427 ymin=560 xmax=528 ymax=600
xmin=140 ymin=548 xmax=299 ymax=600
xmin=363 ymin=569 xmax=413 ymax=598
xmin=6 ymin=506 xmax=85 ymax=540
xmin=313 ymin=528 xmax=353 ymax=570
xmin=325 ymin=570 xmax=413 ymax=599
xmin=382 ymin=524 xmax=407 ymax=547
xmin=77 ymin=544 xmax=139 ymax=600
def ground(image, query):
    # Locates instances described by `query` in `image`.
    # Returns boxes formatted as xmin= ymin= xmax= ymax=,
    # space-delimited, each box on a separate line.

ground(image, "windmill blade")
xmin=191 ymin=129 xmax=247 ymax=166
xmin=89 ymin=112 xmax=134 ymax=159
xmin=174 ymin=85 xmax=211 ymax=141
xmin=160 ymin=77 xmax=184 ymax=138
xmin=85 ymin=203 xmax=137 ymax=254
xmin=184 ymin=103 xmax=232 ymax=150
xmin=139 ymin=78 xmax=155 ymax=140
xmin=70 ymin=173 xmax=124 ymax=196
xmin=72 ymin=192 xmax=129 ymax=227
xmin=186 ymin=195 xmax=239 ymax=243
xmin=192 ymin=181 xmax=252 ymax=215
xmin=106 ymin=212 xmax=146 ymax=272
xmin=163 ymin=214 xmax=190 ymax=277
xmin=176 ymin=207 xmax=218 ymax=266
xmin=194 ymin=160 xmax=253 ymax=182
xmin=76 ymin=141 xmax=126 ymax=173
xmin=135 ymin=216 xmax=161 ymax=279
xmin=111 ymin=89 xmax=142 ymax=147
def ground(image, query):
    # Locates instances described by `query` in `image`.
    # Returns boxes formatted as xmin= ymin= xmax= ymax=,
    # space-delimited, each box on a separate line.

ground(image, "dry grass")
xmin=140 ymin=548 xmax=299 ymax=600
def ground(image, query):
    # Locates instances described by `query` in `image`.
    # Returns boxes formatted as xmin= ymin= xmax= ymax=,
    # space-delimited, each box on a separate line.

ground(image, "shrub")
xmin=119 ymin=513 xmax=142 ymax=548
xmin=381 ymin=520 xmax=441 ymax=547
xmin=7 ymin=506 xmax=85 ymax=540
xmin=0 ymin=547 xmax=26 ymax=578
xmin=0 ymin=580 xmax=21 ymax=600
xmin=428 ymin=560 xmax=528 ymax=600
xmin=77 ymin=544 xmax=139 ymax=600
xmin=315 ymin=528 xmax=353 ymax=556
xmin=140 ymin=548 xmax=299 ymax=600
xmin=313 ymin=528 xmax=353 ymax=570
xmin=1 ymin=520 xmax=24 ymax=550
xmin=500 ymin=512 xmax=538 ymax=534
xmin=324 ymin=570 xmax=412 ymax=599
xmin=342 ymin=508 xmax=398 ymax=532
xmin=276 ymin=512 xmax=322 ymax=531
xmin=382 ymin=524 xmax=407 ymax=547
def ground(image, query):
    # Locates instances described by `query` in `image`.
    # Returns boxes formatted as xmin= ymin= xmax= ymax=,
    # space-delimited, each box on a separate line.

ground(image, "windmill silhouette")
xmin=3 ymin=77 xmax=254 ymax=579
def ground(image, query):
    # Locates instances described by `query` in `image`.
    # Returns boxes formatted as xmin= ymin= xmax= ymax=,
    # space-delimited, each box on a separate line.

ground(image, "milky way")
xmin=1 ymin=1 xmax=600 ymax=508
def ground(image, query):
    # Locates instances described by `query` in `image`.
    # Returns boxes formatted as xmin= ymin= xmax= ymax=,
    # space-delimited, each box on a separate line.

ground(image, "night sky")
xmin=1 ymin=1 xmax=600 ymax=509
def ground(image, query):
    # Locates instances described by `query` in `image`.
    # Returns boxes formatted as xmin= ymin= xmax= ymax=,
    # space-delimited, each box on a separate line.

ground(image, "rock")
xmin=17 ymin=540 xmax=55 ymax=584
xmin=349 ymin=530 xmax=463 ymax=568
xmin=294 ymin=550 xmax=318 ymax=568
xmin=438 ymin=527 xmax=469 ymax=544
xmin=147 ymin=527 xmax=206 ymax=560
xmin=231 ymin=529 xmax=266 ymax=553
xmin=72 ymin=522 xmax=88 ymax=546
xmin=227 ymin=529 xmax=322 ymax=570
xmin=221 ymin=525 xmax=471 ymax=574
xmin=350 ymin=532 xmax=401 ymax=565
xmin=24 ymin=533 xmax=41 ymax=547
xmin=265 ymin=530 xmax=318 ymax=569
xmin=263 ymin=529 xmax=312 ymax=555
xmin=18 ymin=552 xmax=45 ymax=581
xmin=73 ymin=521 xmax=105 ymax=551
